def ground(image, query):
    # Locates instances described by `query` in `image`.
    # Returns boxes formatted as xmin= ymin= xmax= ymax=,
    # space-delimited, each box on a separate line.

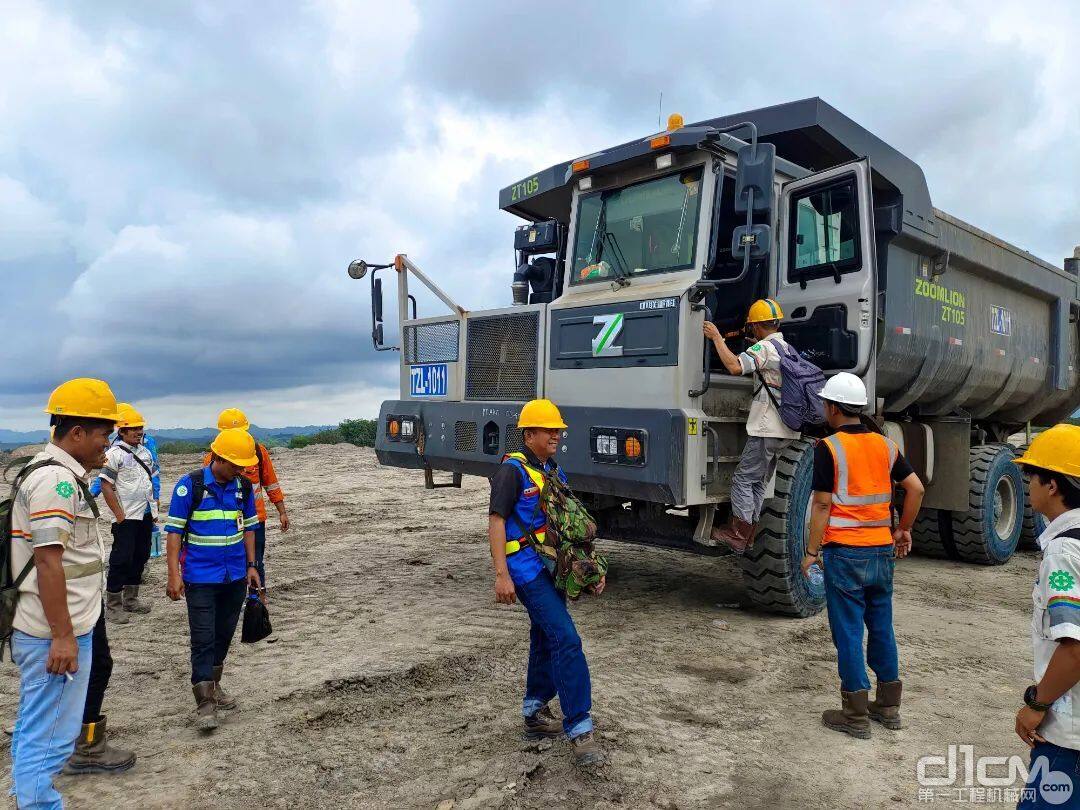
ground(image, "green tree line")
xmin=157 ymin=420 xmax=377 ymax=454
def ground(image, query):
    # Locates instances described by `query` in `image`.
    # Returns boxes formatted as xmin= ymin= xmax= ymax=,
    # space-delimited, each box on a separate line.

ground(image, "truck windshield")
xmin=571 ymin=167 xmax=704 ymax=285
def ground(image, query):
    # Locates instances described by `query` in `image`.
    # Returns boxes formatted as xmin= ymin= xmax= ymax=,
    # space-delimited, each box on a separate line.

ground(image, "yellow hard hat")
xmin=518 ymin=399 xmax=567 ymax=430
xmin=746 ymin=298 xmax=783 ymax=324
xmin=210 ymin=428 xmax=259 ymax=467
xmin=45 ymin=378 xmax=121 ymax=421
xmin=217 ymin=407 xmax=250 ymax=430
xmin=115 ymin=403 xmax=146 ymax=429
xmin=1014 ymin=424 xmax=1080 ymax=478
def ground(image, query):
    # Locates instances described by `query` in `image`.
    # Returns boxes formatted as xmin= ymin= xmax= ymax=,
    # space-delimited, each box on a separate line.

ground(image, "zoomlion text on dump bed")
xmin=347 ymin=97 xmax=1080 ymax=617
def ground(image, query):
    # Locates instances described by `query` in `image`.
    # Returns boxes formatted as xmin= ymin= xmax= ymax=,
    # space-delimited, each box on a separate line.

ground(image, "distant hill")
xmin=0 ymin=424 xmax=334 ymax=451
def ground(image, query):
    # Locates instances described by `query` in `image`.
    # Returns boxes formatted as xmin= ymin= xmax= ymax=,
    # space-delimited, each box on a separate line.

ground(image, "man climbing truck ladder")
xmin=350 ymin=97 xmax=1080 ymax=618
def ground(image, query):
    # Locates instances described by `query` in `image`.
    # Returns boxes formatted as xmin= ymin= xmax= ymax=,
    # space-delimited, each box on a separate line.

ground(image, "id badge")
xmin=236 ymin=514 xmax=244 ymax=533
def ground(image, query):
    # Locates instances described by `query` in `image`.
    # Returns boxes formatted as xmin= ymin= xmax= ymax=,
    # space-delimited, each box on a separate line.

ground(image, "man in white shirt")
xmin=703 ymin=298 xmax=800 ymax=553
xmin=99 ymin=404 xmax=158 ymax=621
xmin=7 ymin=379 xmax=118 ymax=808
xmin=1013 ymin=424 xmax=1080 ymax=808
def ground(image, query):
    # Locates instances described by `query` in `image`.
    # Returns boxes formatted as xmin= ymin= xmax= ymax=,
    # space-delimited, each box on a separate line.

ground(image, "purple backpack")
xmin=755 ymin=340 xmax=826 ymax=432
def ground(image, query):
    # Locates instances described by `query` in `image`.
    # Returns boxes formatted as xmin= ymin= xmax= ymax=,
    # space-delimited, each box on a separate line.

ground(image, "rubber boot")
xmin=711 ymin=517 xmax=756 ymax=555
xmin=105 ymin=591 xmax=129 ymax=624
xmin=569 ymin=731 xmax=605 ymax=767
xmin=212 ymin=665 xmax=238 ymax=711
xmin=122 ymin=585 xmax=151 ymax=614
xmin=523 ymin=705 xmax=563 ymax=740
xmin=868 ymin=680 xmax=903 ymax=730
xmin=193 ymin=682 xmax=219 ymax=731
xmin=822 ymin=690 xmax=871 ymax=739
xmin=63 ymin=715 xmax=137 ymax=774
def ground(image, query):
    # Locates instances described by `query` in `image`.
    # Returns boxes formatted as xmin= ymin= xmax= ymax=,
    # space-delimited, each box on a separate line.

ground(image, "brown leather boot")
xmin=122 ymin=585 xmax=151 ymax=614
xmin=212 ymin=665 xmax=238 ymax=711
xmin=63 ymin=715 xmax=137 ymax=774
xmin=192 ymin=682 xmax=219 ymax=731
xmin=822 ymin=690 xmax=871 ymax=739
xmin=569 ymin=731 xmax=605 ymax=767
xmin=105 ymin=591 xmax=129 ymax=624
xmin=868 ymin=680 xmax=903 ymax=730
xmin=710 ymin=517 xmax=756 ymax=555
xmin=522 ymin=705 xmax=562 ymax=740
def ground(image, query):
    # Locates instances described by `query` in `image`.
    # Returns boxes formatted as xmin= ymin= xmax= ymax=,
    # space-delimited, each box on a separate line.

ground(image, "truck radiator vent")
xmin=404 ymin=320 xmax=460 ymax=364
xmin=504 ymin=424 xmax=524 ymax=455
xmin=465 ymin=312 xmax=539 ymax=401
xmin=454 ymin=421 xmax=477 ymax=452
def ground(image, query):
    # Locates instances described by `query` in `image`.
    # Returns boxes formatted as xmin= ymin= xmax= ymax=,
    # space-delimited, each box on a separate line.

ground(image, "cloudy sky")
xmin=2 ymin=0 xmax=1078 ymax=430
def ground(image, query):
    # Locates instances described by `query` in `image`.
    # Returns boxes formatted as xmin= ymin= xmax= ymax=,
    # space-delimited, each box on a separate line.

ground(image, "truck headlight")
xmin=590 ymin=427 xmax=647 ymax=466
xmin=400 ymin=417 xmax=416 ymax=442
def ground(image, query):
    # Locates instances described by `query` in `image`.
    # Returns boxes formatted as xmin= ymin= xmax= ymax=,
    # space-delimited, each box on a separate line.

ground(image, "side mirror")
xmin=731 ymin=224 xmax=772 ymax=259
xmin=373 ymin=277 xmax=384 ymax=322
xmin=734 ymin=142 xmax=775 ymax=214
xmin=347 ymin=259 xmax=369 ymax=280
xmin=373 ymin=322 xmax=384 ymax=347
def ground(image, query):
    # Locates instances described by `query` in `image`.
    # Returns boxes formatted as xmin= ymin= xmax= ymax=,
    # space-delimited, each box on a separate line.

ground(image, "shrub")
xmin=158 ymin=440 xmax=206 ymax=455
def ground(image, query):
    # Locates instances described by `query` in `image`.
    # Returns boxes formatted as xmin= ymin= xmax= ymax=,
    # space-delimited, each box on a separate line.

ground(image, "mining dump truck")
xmin=348 ymin=97 xmax=1080 ymax=617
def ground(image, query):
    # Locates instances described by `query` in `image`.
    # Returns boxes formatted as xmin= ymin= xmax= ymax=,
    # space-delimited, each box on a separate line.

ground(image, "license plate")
xmin=410 ymin=364 xmax=448 ymax=397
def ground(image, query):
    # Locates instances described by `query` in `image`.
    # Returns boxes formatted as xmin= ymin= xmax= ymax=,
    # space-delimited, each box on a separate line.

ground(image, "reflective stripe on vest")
xmin=823 ymin=432 xmax=897 ymax=546
xmin=503 ymin=452 xmax=551 ymax=556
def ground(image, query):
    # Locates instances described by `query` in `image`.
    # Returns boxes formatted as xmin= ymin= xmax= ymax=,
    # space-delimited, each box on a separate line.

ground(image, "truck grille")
xmin=404 ymin=320 xmax=459 ymax=364
xmin=465 ymin=312 xmax=539 ymax=401
xmin=504 ymin=424 xmax=524 ymax=455
xmin=454 ymin=421 xmax=477 ymax=452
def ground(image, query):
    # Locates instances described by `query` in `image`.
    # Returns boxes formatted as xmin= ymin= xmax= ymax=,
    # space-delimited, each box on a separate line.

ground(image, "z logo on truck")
xmin=592 ymin=313 xmax=624 ymax=357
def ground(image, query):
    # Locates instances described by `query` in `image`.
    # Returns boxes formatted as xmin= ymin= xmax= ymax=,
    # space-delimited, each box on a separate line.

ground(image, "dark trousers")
xmin=822 ymin=544 xmax=899 ymax=693
xmin=106 ymin=514 xmax=153 ymax=592
xmin=253 ymin=524 xmax=267 ymax=587
xmin=185 ymin=579 xmax=247 ymax=684
xmin=83 ymin=607 xmax=111 ymax=724
xmin=1019 ymin=741 xmax=1080 ymax=808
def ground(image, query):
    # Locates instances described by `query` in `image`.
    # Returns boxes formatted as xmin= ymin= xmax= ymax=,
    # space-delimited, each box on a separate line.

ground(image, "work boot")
xmin=569 ymin=731 xmax=605 ymax=767
xmin=105 ymin=591 xmax=129 ymax=624
xmin=122 ymin=585 xmax=151 ymax=614
xmin=212 ymin=665 xmax=238 ymax=711
xmin=822 ymin=690 xmax=871 ymax=739
xmin=522 ymin=705 xmax=563 ymax=740
xmin=192 ymin=682 xmax=219 ymax=731
xmin=710 ymin=517 xmax=756 ymax=555
xmin=868 ymin=680 xmax=903 ymax=730
xmin=63 ymin=715 xmax=137 ymax=774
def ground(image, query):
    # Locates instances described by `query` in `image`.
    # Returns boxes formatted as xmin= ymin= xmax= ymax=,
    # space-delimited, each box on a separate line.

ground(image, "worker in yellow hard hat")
xmin=98 ymin=403 xmax=159 ymax=623
xmin=1012 ymin=424 xmax=1080 ymax=787
xmin=702 ymin=299 xmax=801 ymax=552
xmin=206 ymin=408 xmax=290 ymax=589
xmin=9 ymin=379 xmax=119 ymax=808
xmin=163 ymin=428 xmax=261 ymax=731
xmin=487 ymin=399 xmax=605 ymax=767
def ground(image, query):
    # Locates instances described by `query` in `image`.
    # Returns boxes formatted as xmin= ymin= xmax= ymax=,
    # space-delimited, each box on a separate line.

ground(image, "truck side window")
xmin=787 ymin=175 xmax=861 ymax=283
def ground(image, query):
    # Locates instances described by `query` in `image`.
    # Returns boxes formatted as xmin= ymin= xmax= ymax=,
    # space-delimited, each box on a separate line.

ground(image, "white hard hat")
xmin=819 ymin=372 xmax=868 ymax=407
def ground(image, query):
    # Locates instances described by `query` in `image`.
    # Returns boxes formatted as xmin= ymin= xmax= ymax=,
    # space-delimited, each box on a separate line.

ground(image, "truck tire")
xmin=949 ymin=444 xmax=1024 ymax=565
xmin=740 ymin=439 xmax=826 ymax=618
xmin=912 ymin=510 xmax=954 ymax=559
xmin=1016 ymin=442 xmax=1046 ymax=551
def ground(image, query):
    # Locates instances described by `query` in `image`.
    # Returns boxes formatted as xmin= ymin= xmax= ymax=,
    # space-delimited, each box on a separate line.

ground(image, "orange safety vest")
xmin=822 ymin=431 xmax=898 ymax=547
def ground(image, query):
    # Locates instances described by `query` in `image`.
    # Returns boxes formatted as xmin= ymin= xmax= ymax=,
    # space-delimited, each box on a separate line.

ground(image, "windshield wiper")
xmin=593 ymin=199 xmax=630 ymax=286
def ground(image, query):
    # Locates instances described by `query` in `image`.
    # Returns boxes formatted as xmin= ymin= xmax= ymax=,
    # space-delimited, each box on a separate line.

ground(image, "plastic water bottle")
xmin=150 ymin=526 xmax=162 ymax=558
xmin=806 ymin=563 xmax=824 ymax=587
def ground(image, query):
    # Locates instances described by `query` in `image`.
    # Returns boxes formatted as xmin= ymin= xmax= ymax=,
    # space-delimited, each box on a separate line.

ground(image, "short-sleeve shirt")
xmin=100 ymin=440 xmax=157 ymax=520
xmin=1031 ymin=509 xmax=1080 ymax=750
xmin=737 ymin=332 xmax=800 ymax=440
xmin=10 ymin=443 xmax=105 ymax=638
xmin=812 ymin=425 xmax=914 ymax=492
xmin=163 ymin=467 xmax=258 ymax=584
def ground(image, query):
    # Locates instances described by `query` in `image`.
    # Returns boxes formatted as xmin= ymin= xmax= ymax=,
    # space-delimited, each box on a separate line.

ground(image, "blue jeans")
xmin=184 ymin=579 xmax=247 ymax=684
xmin=822 ymin=544 xmax=898 ymax=693
xmin=1019 ymin=741 xmax=1080 ymax=809
xmin=10 ymin=630 xmax=93 ymax=810
xmin=514 ymin=569 xmax=593 ymax=739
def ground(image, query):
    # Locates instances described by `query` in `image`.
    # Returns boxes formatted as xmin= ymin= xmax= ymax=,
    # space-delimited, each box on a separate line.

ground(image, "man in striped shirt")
xmin=163 ymin=428 xmax=261 ymax=731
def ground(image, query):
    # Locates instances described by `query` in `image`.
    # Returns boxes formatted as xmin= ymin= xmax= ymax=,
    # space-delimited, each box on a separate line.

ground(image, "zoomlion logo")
xmin=592 ymin=313 xmax=624 ymax=357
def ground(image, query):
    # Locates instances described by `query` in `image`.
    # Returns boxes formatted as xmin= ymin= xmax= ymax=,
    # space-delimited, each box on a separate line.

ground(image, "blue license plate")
xmin=410 ymin=364 xmax=448 ymax=397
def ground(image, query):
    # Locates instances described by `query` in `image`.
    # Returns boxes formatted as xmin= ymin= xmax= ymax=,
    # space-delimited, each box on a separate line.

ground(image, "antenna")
xmin=657 ymin=91 xmax=663 ymax=130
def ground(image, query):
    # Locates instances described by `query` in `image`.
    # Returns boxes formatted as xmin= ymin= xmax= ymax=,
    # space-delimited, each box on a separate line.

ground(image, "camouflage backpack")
xmin=521 ymin=465 xmax=609 ymax=600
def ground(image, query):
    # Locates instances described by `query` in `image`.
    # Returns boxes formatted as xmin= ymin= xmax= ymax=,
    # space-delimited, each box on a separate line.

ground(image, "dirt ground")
xmin=0 ymin=443 xmax=1042 ymax=809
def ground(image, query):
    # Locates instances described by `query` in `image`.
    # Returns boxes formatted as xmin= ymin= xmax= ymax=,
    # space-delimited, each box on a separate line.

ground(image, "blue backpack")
xmin=755 ymin=339 xmax=826 ymax=432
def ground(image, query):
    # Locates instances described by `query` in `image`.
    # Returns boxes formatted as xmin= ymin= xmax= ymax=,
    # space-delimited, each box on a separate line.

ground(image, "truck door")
xmin=773 ymin=159 xmax=876 ymax=376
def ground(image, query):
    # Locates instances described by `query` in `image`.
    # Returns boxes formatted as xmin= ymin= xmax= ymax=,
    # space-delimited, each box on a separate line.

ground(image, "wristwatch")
xmin=1024 ymin=684 xmax=1053 ymax=712
xmin=247 ymin=561 xmax=258 ymax=570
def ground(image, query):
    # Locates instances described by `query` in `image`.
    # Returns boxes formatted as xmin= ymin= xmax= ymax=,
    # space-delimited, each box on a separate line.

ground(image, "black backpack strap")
xmin=755 ymin=367 xmax=782 ymax=410
xmin=1057 ymin=530 xmax=1080 ymax=542
xmin=182 ymin=469 xmax=207 ymax=542
xmin=118 ymin=444 xmax=154 ymax=483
